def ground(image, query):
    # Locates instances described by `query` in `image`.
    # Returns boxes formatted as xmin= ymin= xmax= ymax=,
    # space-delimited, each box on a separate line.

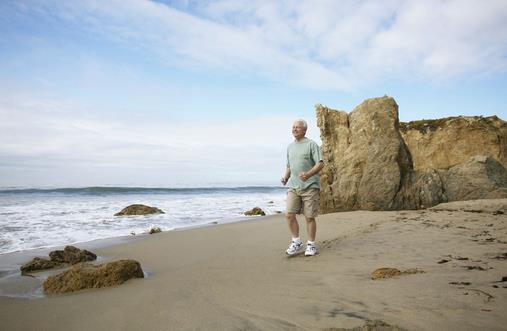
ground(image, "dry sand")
xmin=0 ymin=199 xmax=506 ymax=331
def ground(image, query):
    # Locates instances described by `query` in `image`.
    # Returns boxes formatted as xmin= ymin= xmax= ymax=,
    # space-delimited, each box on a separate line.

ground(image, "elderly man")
xmin=281 ymin=119 xmax=324 ymax=256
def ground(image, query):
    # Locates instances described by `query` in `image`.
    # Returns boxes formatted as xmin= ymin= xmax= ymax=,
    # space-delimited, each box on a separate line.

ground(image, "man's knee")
xmin=305 ymin=217 xmax=316 ymax=223
xmin=286 ymin=213 xmax=297 ymax=221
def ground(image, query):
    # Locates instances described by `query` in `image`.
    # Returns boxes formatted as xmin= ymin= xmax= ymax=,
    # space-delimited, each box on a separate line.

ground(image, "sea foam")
xmin=0 ymin=186 xmax=286 ymax=254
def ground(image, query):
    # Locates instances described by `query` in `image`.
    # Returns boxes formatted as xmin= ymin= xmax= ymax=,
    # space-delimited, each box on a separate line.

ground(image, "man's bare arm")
xmin=299 ymin=161 xmax=324 ymax=182
xmin=281 ymin=166 xmax=291 ymax=185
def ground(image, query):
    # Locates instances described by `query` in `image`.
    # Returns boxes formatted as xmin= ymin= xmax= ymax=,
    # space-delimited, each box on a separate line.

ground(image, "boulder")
xmin=20 ymin=257 xmax=59 ymax=274
xmin=114 ymin=204 xmax=164 ymax=216
xmin=20 ymin=246 xmax=97 ymax=275
xmin=317 ymin=96 xmax=507 ymax=212
xmin=442 ymin=156 xmax=507 ymax=201
xmin=49 ymin=245 xmax=97 ymax=264
xmin=43 ymin=259 xmax=144 ymax=294
xmin=244 ymin=207 xmax=266 ymax=216
xmin=149 ymin=227 xmax=162 ymax=234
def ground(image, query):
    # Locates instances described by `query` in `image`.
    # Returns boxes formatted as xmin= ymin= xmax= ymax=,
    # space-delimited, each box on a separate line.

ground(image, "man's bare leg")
xmin=306 ymin=217 xmax=316 ymax=242
xmin=286 ymin=213 xmax=299 ymax=238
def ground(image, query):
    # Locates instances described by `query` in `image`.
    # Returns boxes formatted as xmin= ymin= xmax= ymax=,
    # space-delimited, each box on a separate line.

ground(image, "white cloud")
xmin=0 ymin=93 xmax=318 ymax=186
xmin=2 ymin=0 xmax=506 ymax=186
xmin=366 ymin=0 xmax=507 ymax=79
xmin=19 ymin=0 xmax=507 ymax=90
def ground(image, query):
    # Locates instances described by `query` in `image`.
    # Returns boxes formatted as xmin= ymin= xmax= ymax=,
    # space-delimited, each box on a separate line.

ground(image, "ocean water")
xmin=0 ymin=186 xmax=287 ymax=255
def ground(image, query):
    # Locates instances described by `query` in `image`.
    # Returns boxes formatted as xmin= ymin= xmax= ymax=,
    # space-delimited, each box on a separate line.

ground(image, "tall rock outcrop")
xmin=317 ymin=97 xmax=412 ymax=211
xmin=317 ymin=96 xmax=507 ymax=212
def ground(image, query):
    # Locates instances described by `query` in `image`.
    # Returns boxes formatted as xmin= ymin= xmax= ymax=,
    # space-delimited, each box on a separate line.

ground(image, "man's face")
xmin=292 ymin=122 xmax=307 ymax=140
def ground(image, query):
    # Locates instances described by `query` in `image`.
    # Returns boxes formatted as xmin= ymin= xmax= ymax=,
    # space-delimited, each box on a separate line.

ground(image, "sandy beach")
xmin=1 ymin=199 xmax=506 ymax=331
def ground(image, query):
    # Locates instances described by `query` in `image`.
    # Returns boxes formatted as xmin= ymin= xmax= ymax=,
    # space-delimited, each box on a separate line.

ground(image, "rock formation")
xmin=149 ymin=227 xmax=162 ymax=234
xmin=20 ymin=246 xmax=97 ymax=274
xmin=114 ymin=204 xmax=164 ymax=216
xmin=20 ymin=257 xmax=59 ymax=274
xmin=43 ymin=259 xmax=144 ymax=294
xmin=400 ymin=116 xmax=507 ymax=170
xmin=317 ymin=97 xmax=414 ymax=211
xmin=244 ymin=207 xmax=266 ymax=216
xmin=316 ymin=96 xmax=507 ymax=212
xmin=49 ymin=245 xmax=97 ymax=264
xmin=442 ymin=156 xmax=507 ymax=201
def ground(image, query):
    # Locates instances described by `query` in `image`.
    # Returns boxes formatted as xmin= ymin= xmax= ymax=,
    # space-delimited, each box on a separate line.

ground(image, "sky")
xmin=1 ymin=0 xmax=507 ymax=188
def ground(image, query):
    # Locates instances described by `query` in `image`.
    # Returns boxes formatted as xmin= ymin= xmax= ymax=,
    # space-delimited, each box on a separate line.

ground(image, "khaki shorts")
xmin=286 ymin=188 xmax=320 ymax=218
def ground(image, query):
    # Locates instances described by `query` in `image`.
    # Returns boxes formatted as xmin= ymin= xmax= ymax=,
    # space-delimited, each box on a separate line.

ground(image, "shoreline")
xmin=0 ymin=185 xmax=286 ymax=256
xmin=0 ymin=214 xmax=283 ymax=300
xmin=1 ymin=201 xmax=506 ymax=330
xmin=0 ymin=213 xmax=273 ymax=264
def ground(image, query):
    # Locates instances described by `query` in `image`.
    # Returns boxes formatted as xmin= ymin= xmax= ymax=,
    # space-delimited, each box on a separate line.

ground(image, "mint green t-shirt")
xmin=287 ymin=137 xmax=323 ymax=189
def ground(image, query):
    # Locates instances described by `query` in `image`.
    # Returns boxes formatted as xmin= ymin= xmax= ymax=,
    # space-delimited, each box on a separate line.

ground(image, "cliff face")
xmin=316 ymin=96 xmax=507 ymax=213
xmin=400 ymin=116 xmax=507 ymax=170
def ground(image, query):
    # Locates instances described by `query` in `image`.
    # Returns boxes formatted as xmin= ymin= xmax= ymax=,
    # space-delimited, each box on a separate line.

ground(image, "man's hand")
xmin=299 ymin=161 xmax=324 ymax=182
xmin=280 ymin=177 xmax=288 ymax=185
xmin=299 ymin=172 xmax=309 ymax=182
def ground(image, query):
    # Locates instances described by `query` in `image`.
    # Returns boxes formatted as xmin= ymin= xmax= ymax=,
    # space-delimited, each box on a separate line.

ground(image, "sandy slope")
xmin=0 ymin=199 xmax=506 ymax=331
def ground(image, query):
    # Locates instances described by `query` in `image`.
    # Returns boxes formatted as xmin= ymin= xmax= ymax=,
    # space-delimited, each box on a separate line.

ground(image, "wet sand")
xmin=0 ymin=199 xmax=506 ymax=330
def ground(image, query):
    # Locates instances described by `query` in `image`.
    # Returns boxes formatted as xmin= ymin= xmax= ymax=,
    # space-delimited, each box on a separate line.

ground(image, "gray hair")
xmin=294 ymin=119 xmax=307 ymax=129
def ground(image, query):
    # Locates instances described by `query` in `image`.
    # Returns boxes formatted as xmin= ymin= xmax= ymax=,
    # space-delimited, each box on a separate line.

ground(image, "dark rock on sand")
xmin=114 ymin=204 xmax=164 ymax=216
xmin=49 ymin=245 xmax=97 ymax=264
xmin=149 ymin=227 xmax=162 ymax=234
xmin=323 ymin=319 xmax=406 ymax=331
xmin=371 ymin=267 xmax=424 ymax=280
xmin=20 ymin=257 xmax=59 ymax=274
xmin=20 ymin=246 xmax=96 ymax=274
xmin=244 ymin=207 xmax=266 ymax=216
xmin=43 ymin=259 xmax=144 ymax=294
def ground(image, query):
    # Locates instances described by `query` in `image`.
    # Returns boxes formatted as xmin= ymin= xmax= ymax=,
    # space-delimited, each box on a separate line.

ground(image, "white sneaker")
xmin=286 ymin=240 xmax=303 ymax=256
xmin=305 ymin=243 xmax=317 ymax=256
